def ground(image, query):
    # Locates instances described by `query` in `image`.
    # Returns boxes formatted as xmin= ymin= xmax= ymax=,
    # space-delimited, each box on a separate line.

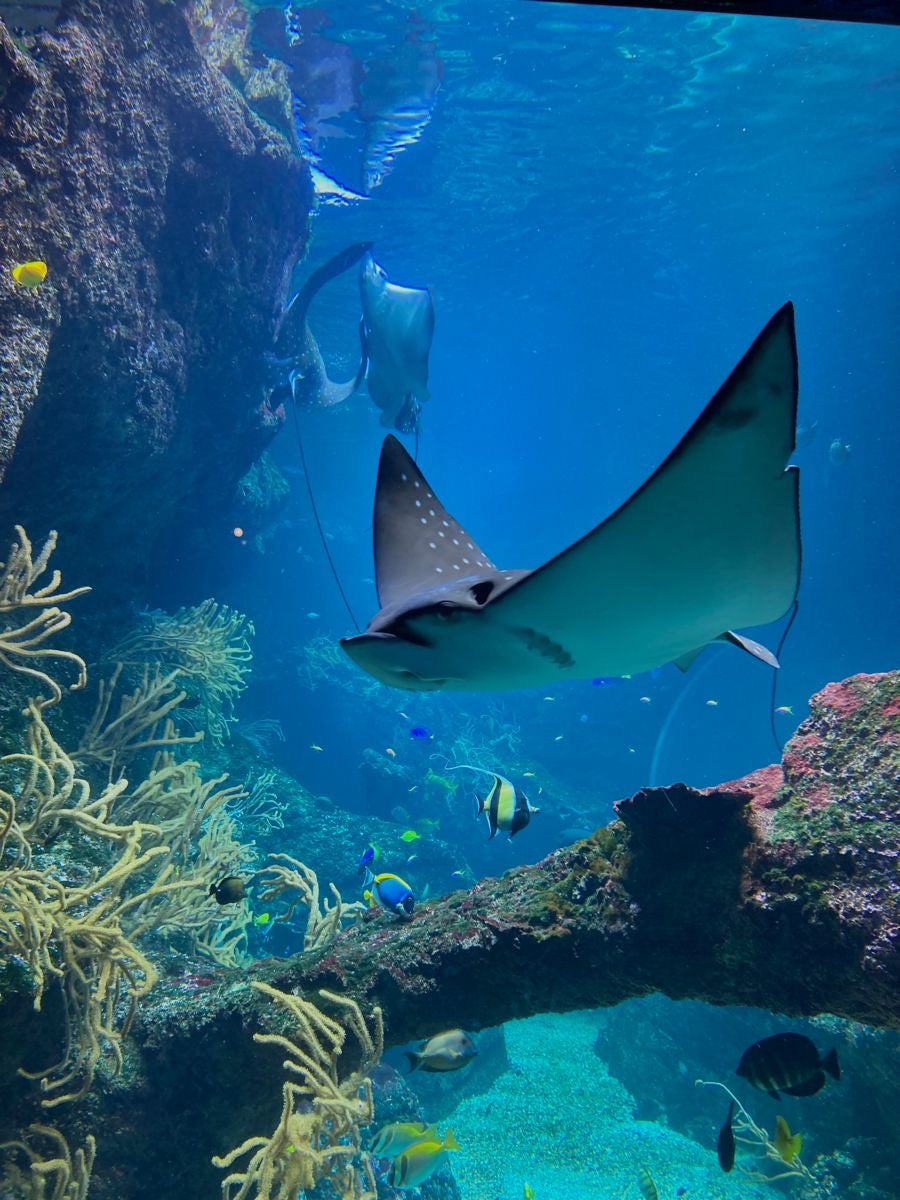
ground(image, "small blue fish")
xmin=409 ymin=725 xmax=432 ymax=741
xmin=450 ymin=870 xmax=466 ymax=881
xmin=357 ymin=846 xmax=375 ymax=875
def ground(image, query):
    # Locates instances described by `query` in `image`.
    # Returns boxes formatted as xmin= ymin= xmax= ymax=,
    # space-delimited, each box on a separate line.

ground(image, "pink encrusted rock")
xmin=814 ymin=674 xmax=884 ymax=717
xmin=714 ymin=763 xmax=784 ymax=809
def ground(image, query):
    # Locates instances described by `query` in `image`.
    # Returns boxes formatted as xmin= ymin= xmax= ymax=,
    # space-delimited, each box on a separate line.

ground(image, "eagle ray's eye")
xmin=469 ymin=581 xmax=494 ymax=606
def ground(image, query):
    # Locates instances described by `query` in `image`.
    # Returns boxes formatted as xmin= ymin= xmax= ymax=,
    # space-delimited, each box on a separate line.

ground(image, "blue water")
xmin=222 ymin=1 xmax=899 ymax=851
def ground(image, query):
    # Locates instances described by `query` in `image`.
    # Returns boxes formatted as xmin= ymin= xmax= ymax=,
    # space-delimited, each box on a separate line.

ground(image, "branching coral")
xmin=6 ymin=828 xmax=168 ymax=1106
xmin=0 ymin=698 xmax=253 ymax=1097
xmin=212 ymin=983 xmax=382 ymax=1200
xmin=109 ymin=598 xmax=254 ymax=744
xmin=256 ymin=854 xmax=364 ymax=952
xmin=695 ymin=1080 xmax=822 ymax=1190
xmin=230 ymin=769 xmax=286 ymax=835
xmin=0 ymin=526 xmax=89 ymax=709
xmin=75 ymin=663 xmax=203 ymax=781
xmin=0 ymin=1124 xmax=96 ymax=1200
xmin=1 ymin=700 xmax=134 ymax=861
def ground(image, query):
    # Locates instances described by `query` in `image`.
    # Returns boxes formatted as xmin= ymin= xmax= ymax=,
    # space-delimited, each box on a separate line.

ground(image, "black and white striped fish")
xmin=451 ymin=765 xmax=538 ymax=840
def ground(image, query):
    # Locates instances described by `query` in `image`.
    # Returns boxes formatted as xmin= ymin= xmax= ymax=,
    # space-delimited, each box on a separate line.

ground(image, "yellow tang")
xmin=11 ymin=260 xmax=48 ymax=287
xmin=774 ymin=1115 xmax=802 ymax=1163
xmin=523 ymin=1185 xmax=535 ymax=1200
xmin=400 ymin=830 xmax=420 ymax=843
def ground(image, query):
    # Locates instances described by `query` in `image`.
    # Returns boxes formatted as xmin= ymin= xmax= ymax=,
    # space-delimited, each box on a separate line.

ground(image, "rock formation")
xmin=0 ymin=0 xmax=308 ymax=604
xmin=1 ymin=670 xmax=891 ymax=1199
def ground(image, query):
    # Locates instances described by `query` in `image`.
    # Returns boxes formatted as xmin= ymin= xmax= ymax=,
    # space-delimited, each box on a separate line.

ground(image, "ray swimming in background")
xmin=273 ymin=242 xmax=372 ymax=411
xmin=341 ymin=304 xmax=801 ymax=692
xmin=359 ymin=251 xmax=435 ymax=433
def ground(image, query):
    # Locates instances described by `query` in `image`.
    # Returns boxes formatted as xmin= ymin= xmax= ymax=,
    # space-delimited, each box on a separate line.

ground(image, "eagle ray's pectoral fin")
xmin=719 ymin=630 xmax=780 ymax=668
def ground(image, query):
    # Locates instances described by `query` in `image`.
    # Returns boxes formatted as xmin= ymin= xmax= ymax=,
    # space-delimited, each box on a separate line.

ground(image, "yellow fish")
xmin=638 ymin=1168 xmax=659 ymax=1200
xmin=11 ymin=260 xmax=47 ymax=287
xmin=523 ymin=1185 xmax=535 ymax=1200
xmin=774 ymin=1115 xmax=802 ymax=1163
xmin=387 ymin=1130 xmax=459 ymax=1188
xmin=385 ymin=747 xmax=397 ymax=758
xmin=252 ymin=912 xmax=270 ymax=926
xmin=370 ymin=1121 xmax=437 ymax=1158
xmin=310 ymin=743 xmax=324 ymax=752
xmin=400 ymin=830 xmax=420 ymax=843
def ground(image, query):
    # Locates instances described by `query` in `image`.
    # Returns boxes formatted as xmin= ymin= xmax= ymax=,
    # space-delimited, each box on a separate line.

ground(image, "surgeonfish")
xmin=404 ymin=1029 xmax=477 ymax=1073
xmin=11 ymin=260 xmax=47 ymax=287
xmin=387 ymin=1130 xmax=459 ymax=1188
xmin=358 ymin=846 xmax=376 ymax=875
xmin=209 ymin=875 xmax=245 ymax=905
xmin=370 ymin=1121 xmax=436 ymax=1158
xmin=716 ymin=1100 xmax=736 ymax=1172
xmin=637 ymin=1168 xmax=659 ymax=1200
xmin=736 ymin=1032 xmax=840 ymax=1099
xmin=400 ymin=830 xmax=420 ymax=843
xmin=450 ymin=765 xmax=537 ymax=839
xmin=363 ymin=870 xmax=415 ymax=917
xmin=523 ymin=1185 xmax=535 ymax=1200
xmin=773 ymin=1115 xmax=803 ymax=1163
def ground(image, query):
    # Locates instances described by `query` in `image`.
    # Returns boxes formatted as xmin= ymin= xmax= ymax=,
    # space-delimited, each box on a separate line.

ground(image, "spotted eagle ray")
xmin=340 ymin=303 xmax=801 ymax=693
xmin=274 ymin=242 xmax=371 ymax=410
xmin=360 ymin=251 xmax=435 ymax=433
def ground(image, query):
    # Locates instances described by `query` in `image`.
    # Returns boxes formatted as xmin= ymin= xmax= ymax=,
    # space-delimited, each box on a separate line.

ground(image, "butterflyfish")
xmin=11 ymin=260 xmax=47 ymax=287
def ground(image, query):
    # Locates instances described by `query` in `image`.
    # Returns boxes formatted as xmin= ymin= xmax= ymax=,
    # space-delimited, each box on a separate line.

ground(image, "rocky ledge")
xmin=4 ymin=671 xmax=897 ymax=1198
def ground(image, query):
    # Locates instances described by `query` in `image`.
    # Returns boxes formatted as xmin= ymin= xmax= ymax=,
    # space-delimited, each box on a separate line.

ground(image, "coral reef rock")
xmin=3 ymin=671 xmax=897 ymax=1200
xmin=0 ymin=0 xmax=309 ymax=603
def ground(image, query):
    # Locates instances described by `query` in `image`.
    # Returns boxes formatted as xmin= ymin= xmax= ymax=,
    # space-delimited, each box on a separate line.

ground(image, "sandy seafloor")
xmin=443 ymin=1012 xmax=775 ymax=1200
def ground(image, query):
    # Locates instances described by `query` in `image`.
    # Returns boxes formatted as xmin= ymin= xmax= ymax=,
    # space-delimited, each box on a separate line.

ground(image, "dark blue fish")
xmin=717 ymin=1100 xmax=736 ymax=1172
xmin=357 ymin=846 xmax=375 ymax=875
xmin=409 ymin=725 xmax=431 ymax=741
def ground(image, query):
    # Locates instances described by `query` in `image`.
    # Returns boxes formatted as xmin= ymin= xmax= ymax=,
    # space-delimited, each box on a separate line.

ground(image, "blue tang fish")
xmin=357 ymin=845 xmax=376 ymax=875
xmin=364 ymin=869 xmax=415 ymax=917
xmin=409 ymin=725 xmax=432 ymax=741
